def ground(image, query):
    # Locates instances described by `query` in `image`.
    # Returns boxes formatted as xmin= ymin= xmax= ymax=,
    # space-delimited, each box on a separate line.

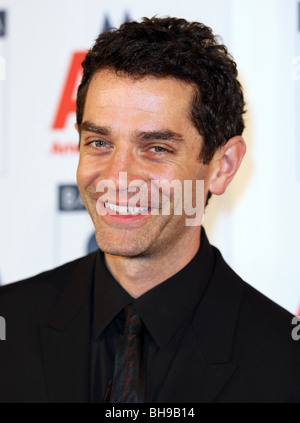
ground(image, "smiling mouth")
xmin=104 ymin=201 xmax=150 ymax=216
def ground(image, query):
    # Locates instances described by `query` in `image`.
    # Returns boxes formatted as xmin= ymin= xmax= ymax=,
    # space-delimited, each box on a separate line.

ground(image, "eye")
xmin=92 ymin=140 xmax=110 ymax=148
xmin=149 ymin=146 xmax=168 ymax=153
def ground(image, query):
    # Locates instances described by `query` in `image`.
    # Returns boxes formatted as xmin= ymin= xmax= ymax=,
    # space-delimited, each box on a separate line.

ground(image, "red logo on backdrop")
xmin=50 ymin=14 xmax=131 ymax=155
xmin=51 ymin=51 xmax=86 ymax=154
xmin=53 ymin=51 xmax=86 ymax=130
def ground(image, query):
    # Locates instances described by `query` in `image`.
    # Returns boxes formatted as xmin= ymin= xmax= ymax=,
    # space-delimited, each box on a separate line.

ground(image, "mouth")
xmin=104 ymin=201 xmax=150 ymax=216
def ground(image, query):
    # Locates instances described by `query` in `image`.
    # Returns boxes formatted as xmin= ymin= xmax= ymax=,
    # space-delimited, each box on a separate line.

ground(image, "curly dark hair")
xmin=77 ymin=17 xmax=246 ymax=164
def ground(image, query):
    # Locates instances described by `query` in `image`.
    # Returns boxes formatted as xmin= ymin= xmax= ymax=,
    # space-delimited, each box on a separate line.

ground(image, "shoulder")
xmin=211 ymin=244 xmax=294 ymax=323
xmin=0 ymin=251 xmax=98 ymax=318
xmin=200 ymin=244 xmax=299 ymax=361
xmin=201 ymin=246 xmax=300 ymax=401
xmin=213 ymin=246 xmax=300 ymax=359
xmin=194 ymin=243 xmax=296 ymax=348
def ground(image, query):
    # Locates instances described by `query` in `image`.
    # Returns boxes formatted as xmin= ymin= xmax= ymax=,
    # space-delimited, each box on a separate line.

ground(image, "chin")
xmin=95 ymin=234 xmax=150 ymax=258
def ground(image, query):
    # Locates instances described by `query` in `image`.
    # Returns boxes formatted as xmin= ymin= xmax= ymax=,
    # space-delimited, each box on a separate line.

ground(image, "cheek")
xmin=77 ymin=156 xmax=100 ymax=189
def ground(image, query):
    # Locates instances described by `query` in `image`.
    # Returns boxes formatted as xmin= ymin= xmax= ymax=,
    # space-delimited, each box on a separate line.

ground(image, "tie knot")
xmin=124 ymin=304 xmax=143 ymax=335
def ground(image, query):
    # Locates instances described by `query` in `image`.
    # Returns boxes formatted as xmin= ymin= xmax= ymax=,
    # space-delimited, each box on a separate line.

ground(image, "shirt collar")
xmin=93 ymin=257 xmax=133 ymax=340
xmin=93 ymin=227 xmax=215 ymax=349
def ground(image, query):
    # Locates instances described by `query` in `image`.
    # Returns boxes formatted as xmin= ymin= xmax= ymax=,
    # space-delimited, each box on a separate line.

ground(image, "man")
xmin=0 ymin=17 xmax=300 ymax=403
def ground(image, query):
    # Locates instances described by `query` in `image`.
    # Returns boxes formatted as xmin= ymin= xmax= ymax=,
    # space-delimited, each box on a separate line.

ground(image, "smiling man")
xmin=1 ymin=17 xmax=300 ymax=404
xmin=77 ymin=71 xmax=217 ymax=297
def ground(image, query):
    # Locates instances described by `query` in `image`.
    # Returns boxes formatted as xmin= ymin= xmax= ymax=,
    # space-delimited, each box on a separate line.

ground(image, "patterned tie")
xmin=104 ymin=304 xmax=145 ymax=403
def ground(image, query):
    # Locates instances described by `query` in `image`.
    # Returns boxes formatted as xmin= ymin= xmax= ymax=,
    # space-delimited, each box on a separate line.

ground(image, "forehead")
xmin=83 ymin=69 xmax=196 ymax=121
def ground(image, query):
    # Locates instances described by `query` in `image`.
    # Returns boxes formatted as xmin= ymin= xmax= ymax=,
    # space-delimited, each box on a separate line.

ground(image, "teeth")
xmin=105 ymin=202 xmax=148 ymax=215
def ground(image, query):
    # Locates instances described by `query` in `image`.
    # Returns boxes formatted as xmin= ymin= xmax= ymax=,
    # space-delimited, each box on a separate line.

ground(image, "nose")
xmin=101 ymin=143 xmax=146 ymax=194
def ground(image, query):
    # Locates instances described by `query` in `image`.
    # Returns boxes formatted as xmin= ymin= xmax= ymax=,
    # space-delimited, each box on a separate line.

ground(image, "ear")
xmin=208 ymin=136 xmax=246 ymax=196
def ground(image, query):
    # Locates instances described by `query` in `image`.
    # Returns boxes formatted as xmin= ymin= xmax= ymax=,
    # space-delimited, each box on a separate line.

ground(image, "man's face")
xmin=77 ymin=68 xmax=210 ymax=258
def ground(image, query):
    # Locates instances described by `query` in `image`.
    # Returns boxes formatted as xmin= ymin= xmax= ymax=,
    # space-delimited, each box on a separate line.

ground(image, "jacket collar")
xmin=39 ymin=252 xmax=98 ymax=403
xmin=150 ymin=248 xmax=245 ymax=403
xmin=47 ymin=252 xmax=97 ymax=331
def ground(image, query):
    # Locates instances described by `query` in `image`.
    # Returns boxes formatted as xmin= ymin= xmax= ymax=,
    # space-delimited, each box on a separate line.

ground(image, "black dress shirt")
xmin=90 ymin=228 xmax=215 ymax=403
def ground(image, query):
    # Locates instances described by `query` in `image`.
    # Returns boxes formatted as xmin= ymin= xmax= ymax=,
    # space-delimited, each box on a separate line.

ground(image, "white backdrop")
xmin=0 ymin=0 xmax=299 ymax=315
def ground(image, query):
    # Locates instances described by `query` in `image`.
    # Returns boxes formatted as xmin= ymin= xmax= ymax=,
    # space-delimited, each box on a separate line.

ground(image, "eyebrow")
xmin=133 ymin=130 xmax=185 ymax=144
xmin=80 ymin=121 xmax=185 ymax=144
xmin=80 ymin=122 xmax=111 ymax=136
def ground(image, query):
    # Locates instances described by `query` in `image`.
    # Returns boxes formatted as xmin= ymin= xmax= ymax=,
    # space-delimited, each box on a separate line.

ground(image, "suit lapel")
xmin=39 ymin=305 xmax=91 ymax=403
xmin=149 ymin=322 xmax=237 ymax=403
xmin=39 ymin=252 xmax=97 ymax=403
xmin=151 ymin=249 xmax=245 ymax=403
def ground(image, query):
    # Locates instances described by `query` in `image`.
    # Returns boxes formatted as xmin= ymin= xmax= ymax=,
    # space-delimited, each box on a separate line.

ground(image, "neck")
xmin=104 ymin=229 xmax=201 ymax=298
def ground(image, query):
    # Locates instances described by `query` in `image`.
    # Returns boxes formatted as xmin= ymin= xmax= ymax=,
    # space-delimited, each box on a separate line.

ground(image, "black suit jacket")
xmin=1 ymin=244 xmax=300 ymax=403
